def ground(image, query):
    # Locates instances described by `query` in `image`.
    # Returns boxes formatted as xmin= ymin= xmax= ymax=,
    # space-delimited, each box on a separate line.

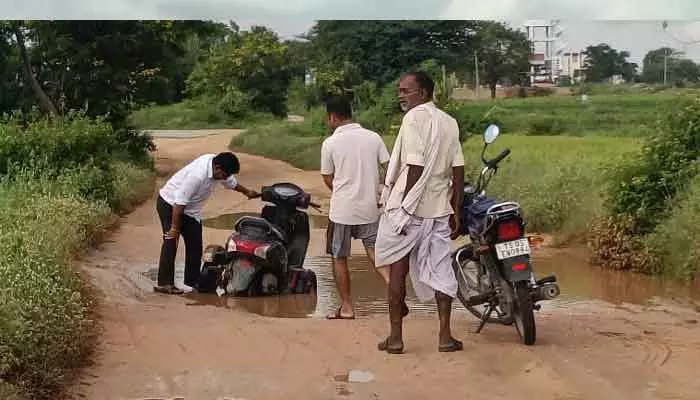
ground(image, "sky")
xmin=4 ymin=0 xmax=700 ymax=66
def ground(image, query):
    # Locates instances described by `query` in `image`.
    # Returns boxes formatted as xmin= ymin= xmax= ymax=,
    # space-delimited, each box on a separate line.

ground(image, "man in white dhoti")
xmin=375 ymin=70 xmax=465 ymax=354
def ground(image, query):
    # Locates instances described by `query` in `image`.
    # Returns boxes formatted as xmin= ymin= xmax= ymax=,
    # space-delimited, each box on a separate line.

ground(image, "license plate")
xmin=495 ymin=238 xmax=531 ymax=260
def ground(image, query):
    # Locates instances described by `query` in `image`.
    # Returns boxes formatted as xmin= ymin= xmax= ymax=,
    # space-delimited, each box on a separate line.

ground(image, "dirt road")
xmin=72 ymin=129 xmax=700 ymax=400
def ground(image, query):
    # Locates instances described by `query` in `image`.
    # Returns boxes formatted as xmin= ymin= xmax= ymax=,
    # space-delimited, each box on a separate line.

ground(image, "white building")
xmin=556 ymin=51 xmax=587 ymax=83
xmin=524 ymin=19 xmax=557 ymax=85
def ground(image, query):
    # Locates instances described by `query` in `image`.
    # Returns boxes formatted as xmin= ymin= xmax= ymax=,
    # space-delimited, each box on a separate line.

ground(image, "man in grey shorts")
xmin=320 ymin=95 xmax=390 ymax=319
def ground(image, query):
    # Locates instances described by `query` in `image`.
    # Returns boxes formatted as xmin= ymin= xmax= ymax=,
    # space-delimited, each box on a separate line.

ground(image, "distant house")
xmin=556 ymin=51 xmax=587 ymax=84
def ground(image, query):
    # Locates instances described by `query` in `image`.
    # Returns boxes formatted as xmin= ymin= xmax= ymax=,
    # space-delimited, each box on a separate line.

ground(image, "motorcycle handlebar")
xmin=487 ymin=148 xmax=511 ymax=167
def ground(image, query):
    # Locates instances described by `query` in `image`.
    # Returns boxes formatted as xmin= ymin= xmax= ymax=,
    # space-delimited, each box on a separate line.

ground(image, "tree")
xmin=12 ymin=21 xmax=200 ymax=128
xmin=9 ymin=22 xmax=58 ymax=117
xmin=187 ymin=25 xmax=293 ymax=117
xmin=473 ymin=21 xmax=530 ymax=99
xmin=583 ymin=43 xmax=638 ymax=83
xmin=308 ymin=20 xmax=480 ymax=86
xmin=642 ymin=47 xmax=700 ymax=84
xmin=674 ymin=59 xmax=700 ymax=84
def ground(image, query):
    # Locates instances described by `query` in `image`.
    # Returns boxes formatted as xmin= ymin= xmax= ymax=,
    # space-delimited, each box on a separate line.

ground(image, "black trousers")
xmin=156 ymin=195 xmax=203 ymax=287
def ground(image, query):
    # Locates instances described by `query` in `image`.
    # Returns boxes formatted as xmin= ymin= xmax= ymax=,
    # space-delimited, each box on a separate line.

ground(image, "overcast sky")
xmin=4 ymin=0 xmax=700 ymax=66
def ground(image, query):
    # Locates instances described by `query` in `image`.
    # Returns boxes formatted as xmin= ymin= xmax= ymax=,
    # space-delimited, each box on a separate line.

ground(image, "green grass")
xmin=231 ymin=116 xmax=641 ymax=235
xmin=461 ymin=135 xmax=640 ymax=235
xmin=230 ymin=108 xmax=328 ymax=170
xmin=129 ymin=97 xmax=276 ymax=130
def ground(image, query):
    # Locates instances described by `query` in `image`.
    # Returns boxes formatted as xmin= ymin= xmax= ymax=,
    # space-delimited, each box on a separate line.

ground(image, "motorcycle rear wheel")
xmin=511 ymin=280 xmax=537 ymax=345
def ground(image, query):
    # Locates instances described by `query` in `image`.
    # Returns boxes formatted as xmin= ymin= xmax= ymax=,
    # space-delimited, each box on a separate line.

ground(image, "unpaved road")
xmin=71 ymin=129 xmax=700 ymax=400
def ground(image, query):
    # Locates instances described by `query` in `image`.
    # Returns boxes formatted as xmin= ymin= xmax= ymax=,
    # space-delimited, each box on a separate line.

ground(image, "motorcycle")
xmin=198 ymin=182 xmax=320 ymax=297
xmin=452 ymin=124 xmax=561 ymax=346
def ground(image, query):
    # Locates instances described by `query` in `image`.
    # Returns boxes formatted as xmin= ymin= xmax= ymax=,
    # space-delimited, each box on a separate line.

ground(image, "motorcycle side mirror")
xmin=483 ymin=124 xmax=500 ymax=145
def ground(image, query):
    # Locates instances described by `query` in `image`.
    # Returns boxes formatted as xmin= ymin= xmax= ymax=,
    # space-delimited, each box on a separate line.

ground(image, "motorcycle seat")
xmin=234 ymin=216 xmax=288 ymax=243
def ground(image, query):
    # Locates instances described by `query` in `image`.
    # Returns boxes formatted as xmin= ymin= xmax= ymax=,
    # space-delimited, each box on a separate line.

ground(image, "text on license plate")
xmin=495 ymin=238 xmax=531 ymax=260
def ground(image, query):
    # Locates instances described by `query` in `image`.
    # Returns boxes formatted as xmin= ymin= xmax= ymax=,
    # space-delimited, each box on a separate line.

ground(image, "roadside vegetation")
xmin=0 ymin=115 xmax=154 ymax=399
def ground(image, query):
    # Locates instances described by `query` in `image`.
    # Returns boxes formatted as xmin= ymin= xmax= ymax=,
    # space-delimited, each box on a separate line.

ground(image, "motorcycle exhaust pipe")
xmin=532 ymin=283 xmax=560 ymax=302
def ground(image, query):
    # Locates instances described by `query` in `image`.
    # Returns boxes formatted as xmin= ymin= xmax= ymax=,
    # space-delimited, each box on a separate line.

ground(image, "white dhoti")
xmin=375 ymin=208 xmax=457 ymax=302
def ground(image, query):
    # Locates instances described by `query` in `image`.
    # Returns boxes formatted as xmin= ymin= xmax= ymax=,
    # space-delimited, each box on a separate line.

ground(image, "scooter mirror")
xmin=484 ymin=124 xmax=500 ymax=144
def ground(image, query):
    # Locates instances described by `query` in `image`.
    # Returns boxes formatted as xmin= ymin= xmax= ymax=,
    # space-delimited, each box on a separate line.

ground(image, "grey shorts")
xmin=326 ymin=220 xmax=379 ymax=258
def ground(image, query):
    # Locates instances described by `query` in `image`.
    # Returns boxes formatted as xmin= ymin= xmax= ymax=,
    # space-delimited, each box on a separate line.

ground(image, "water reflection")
xmin=534 ymin=248 xmax=700 ymax=306
xmin=141 ymin=246 xmax=700 ymax=319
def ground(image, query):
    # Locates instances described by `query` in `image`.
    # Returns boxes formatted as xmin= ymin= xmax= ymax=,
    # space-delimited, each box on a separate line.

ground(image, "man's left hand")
xmin=246 ymin=189 xmax=260 ymax=199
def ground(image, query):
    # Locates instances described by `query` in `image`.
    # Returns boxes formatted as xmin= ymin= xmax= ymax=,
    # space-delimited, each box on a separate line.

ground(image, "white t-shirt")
xmin=385 ymin=102 xmax=465 ymax=219
xmin=320 ymin=123 xmax=391 ymax=225
xmin=159 ymin=154 xmax=238 ymax=222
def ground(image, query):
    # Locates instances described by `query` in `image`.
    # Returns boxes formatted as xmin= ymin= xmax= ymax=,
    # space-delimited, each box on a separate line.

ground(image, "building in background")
xmin=524 ymin=19 xmax=589 ymax=86
xmin=524 ymin=20 xmax=557 ymax=85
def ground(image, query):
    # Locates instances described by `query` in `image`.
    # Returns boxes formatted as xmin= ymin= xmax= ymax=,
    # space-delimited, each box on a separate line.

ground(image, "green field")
xmin=448 ymin=91 xmax=698 ymax=137
xmin=231 ymin=116 xmax=641 ymax=236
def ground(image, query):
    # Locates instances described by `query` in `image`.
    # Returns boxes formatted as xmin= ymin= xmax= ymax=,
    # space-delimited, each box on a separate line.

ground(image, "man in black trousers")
xmin=154 ymin=151 xmax=259 ymax=295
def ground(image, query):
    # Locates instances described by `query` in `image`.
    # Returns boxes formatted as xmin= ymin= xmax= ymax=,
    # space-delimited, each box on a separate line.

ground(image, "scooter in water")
xmin=198 ymin=182 xmax=320 ymax=297
xmin=452 ymin=124 xmax=561 ymax=346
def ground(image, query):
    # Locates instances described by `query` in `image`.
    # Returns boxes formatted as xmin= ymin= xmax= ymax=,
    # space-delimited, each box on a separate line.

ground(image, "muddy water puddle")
xmin=533 ymin=249 xmax=700 ymax=306
xmin=141 ymin=257 xmax=464 ymax=319
xmin=141 ymin=247 xmax=700 ymax=320
xmin=202 ymin=212 xmax=329 ymax=231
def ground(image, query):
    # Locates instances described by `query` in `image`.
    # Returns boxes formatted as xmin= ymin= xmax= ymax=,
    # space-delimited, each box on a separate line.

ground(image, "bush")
xmin=643 ymin=175 xmax=700 ymax=280
xmin=526 ymin=116 xmax=565 ymax=135
xmin=443 ymin=101 xmax=505 ymax=141
xmin=606 ymin=96 xmax=700 ymax=234
xmin=0 ymin=116 xmax=154 ymax=399
xmin=0 ymin=180 xmax=110 ymax=399
xmin=356 ymin=79 xmax=402 ymax=136
xmin=587 ymin=214 xmax=654 ymax=272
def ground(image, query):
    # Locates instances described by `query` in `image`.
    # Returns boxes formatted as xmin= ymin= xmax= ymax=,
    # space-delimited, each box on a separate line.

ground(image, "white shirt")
xmin=159 ymin=154 xmax=238 ymax=222
xmin=320 ymin=123 xmax=391 ymax=225
xmin=385 ymin=102 xmax=465 ymax=219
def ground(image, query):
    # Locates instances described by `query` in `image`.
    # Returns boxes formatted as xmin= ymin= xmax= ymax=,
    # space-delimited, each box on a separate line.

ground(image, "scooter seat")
xmin=234 ymin=216 xmax=288 ymax=243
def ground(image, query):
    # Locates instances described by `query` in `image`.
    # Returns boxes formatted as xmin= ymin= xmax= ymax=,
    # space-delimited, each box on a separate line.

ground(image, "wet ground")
xmin=141 ymin=244 xmax=700 ymax=321
xmin=73 ymin=127 xmax=700 ymax=400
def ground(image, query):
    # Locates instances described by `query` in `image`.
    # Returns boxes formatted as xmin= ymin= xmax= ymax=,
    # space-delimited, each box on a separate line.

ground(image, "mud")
xmin=71 ymin=128 xmax=700 ymax=400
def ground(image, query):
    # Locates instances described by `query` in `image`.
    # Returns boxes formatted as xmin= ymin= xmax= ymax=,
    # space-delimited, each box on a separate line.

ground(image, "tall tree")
xmin=10 ymin=22 xmax=58 ymax=117
xmin=473 ymin=21 xmax=531 ymax=99
xmin=583 ymin=43 xmax=638 ymax=83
